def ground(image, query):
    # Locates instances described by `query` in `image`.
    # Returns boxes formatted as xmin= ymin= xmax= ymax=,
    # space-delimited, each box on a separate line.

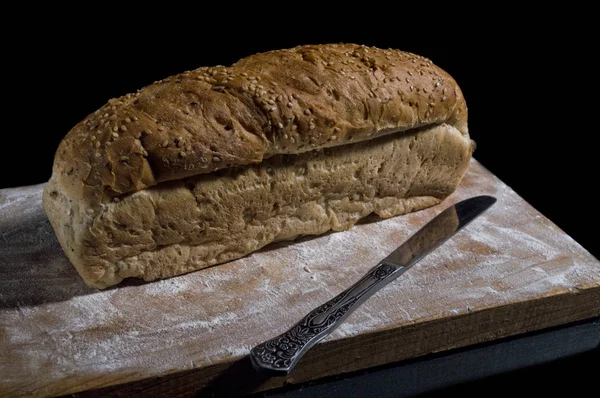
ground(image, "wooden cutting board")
xmin=1 ymin=159 xmax=599 ymax=397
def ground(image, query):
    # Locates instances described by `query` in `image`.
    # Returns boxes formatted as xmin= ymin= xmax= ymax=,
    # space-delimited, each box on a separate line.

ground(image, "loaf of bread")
xmin=43 ymin=44 xmax=473 ymax=289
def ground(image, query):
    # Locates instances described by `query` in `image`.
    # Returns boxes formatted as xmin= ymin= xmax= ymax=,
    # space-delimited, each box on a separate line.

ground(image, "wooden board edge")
xmin=53 ymin=284 xmax=600 ymax=398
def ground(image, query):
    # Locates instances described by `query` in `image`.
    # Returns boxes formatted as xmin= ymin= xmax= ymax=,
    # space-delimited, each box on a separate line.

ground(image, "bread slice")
xmin=43 ymin=44 xmax=474 ymax=288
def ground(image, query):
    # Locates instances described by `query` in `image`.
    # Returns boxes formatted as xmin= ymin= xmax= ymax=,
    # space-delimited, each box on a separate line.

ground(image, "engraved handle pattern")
xmin=250 ymin=262 xmax=398 ymax=374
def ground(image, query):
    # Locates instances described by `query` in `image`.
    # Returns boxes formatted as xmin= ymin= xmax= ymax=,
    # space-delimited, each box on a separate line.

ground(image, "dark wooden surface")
xmin=252 ymin=318 xmax=600 ymax=398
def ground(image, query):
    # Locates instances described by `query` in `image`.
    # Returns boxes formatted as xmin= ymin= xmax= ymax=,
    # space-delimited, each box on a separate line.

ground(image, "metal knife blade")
xmin=250 ymin=195 xmax=496 ymax=375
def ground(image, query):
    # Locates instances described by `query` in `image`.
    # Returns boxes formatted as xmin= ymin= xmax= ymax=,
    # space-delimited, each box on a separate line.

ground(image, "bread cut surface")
xmin=43 ymin=43 xmax=473 ymax=288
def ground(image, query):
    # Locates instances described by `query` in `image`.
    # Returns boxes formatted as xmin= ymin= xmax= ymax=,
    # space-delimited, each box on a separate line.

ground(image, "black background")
xmin=3 ymin=26 xmax=596 ymax=259
xmin=2 ymin=13 xmax=597 ymax=396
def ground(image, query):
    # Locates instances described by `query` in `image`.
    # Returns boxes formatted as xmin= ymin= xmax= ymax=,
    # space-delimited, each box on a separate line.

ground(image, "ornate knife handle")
xmin=250 ymin=262 xmax=405 ymax=375
xmin=250 ymin=195 xmax=497 ymax=375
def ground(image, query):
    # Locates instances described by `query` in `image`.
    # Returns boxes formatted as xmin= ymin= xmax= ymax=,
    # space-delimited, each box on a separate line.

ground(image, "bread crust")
xmin=43 ymin=44 xmax=473 ymax=288
xmin=49 ymin=44 xmax=466 ymax=202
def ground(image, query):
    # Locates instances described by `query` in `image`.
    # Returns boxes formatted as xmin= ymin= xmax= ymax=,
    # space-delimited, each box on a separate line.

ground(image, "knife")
xmin=250 ymin=195 xmax=496 ymax=375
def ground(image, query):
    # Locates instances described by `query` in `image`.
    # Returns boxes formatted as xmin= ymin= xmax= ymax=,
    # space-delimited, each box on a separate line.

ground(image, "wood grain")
xmin=1 ymin=159 xmax=599 ymax=397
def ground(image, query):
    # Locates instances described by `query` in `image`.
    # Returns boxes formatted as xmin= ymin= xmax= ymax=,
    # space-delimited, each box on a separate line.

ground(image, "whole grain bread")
xmin=43 ymin=43 xmax=473 ymax=288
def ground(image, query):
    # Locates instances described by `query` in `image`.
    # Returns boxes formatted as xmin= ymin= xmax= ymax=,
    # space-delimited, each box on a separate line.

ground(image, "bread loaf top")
xmin=50 ymin=43 xmax=467 ymax=203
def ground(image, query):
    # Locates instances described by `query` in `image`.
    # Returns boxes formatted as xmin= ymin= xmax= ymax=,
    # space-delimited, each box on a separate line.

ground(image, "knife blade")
xmin=250 ymin=195 xmax=497 ymax=375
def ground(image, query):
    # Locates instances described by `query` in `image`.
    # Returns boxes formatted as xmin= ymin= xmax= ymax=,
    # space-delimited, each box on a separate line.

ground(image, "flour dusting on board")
xmin=1 ymin=160 xmax=599 ymax=396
